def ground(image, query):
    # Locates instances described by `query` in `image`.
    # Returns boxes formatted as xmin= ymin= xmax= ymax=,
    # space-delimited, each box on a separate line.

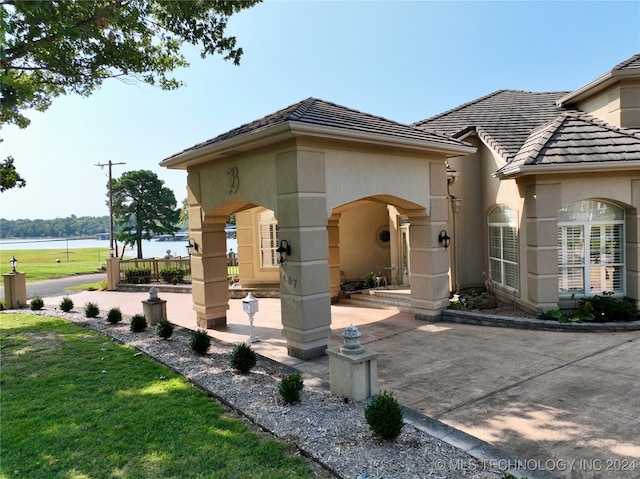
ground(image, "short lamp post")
xmin=242 ymin=293 xmax=259 ymax=343
xmin=3 ymin=256 xmax=26 ymax=309
xmin=9 ymin=256 xmax=18 ymax=273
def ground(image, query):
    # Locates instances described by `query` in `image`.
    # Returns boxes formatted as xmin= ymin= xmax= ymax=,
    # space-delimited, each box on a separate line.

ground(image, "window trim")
xmin=487 ymin=205 xmax=519 ymax=291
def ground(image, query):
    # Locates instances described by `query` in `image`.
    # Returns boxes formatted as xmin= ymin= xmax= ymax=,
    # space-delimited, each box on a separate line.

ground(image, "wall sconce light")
xmin=186 ymin=238 xmax=199 ymax=256
xmin=438 ymin=230 xmax=451 ymax=249
xmin=276 ymin=240 xmax=291 ymax=264
xmin=9 ymin=256 xmax=18 ymax=273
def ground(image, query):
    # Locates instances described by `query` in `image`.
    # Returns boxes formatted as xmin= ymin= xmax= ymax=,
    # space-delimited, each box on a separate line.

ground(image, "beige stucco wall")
xmin=338 ymin=201 xmax=391 ymax=280
xmin=575 ymin=79 xmax=640 ymax=129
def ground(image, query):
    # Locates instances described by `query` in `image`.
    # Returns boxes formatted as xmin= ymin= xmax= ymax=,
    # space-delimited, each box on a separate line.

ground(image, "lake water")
xmin=1 ymin=237 xmax=238 ymax=259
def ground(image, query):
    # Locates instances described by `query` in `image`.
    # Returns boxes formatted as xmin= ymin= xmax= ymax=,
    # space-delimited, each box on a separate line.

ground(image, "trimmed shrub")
xmin=59 ymin=296 xmax=74 ymax=313
xmin=364 ymin=391 xmax=404 ymax=440
xmin=130 ymin=314 xmax=148 ymax=333
xmin=155 ymin=317 xmax=174 ymax=340
xmin=159 ymin=267 xmax=185 ymax=284
xmin=84 ymin=302 xmax=100 ymax=318
xmin=30 ymin=297 xmax=44 ymax=310
xmin=106 ymin=307 xmax=123 ymax=324
xmin=229 ymin=342 xmax=257 ymax=374
xmin=124 ymin=268 xmax=151 ymax=284
xmin=279 ymin=373 xmax=304 ymax=404
xmin=190 ymin=329 xmax=211 ymax=355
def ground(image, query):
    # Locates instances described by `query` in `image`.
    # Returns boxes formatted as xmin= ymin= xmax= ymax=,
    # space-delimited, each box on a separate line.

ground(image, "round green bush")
xmin=84 ymin=302 xmax=100 ymax=318
xmin=279 ymin=373 xmax=304 ymax=404
xmin=155 ymin=317 xmax=174 ymax=340
xmin=364 ymin=391 xmax=404 ymax=440
xmin=30 ymin=297 xmax=44 ymax=310
xmin=130 ymin=314 xmax=148 ymax=333
xmin=59 ymin=296 xmax=74 ymax=313
xmin=106 ymin=307 xmax=123 ymax=324
xmin=190 ymin=329 xmax=211 ymax=355
xmin=229 ymin=342 xmax=257 ymax=374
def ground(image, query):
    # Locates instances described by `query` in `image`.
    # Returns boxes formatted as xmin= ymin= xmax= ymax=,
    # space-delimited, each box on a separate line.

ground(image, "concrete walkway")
xmin=29 ymin=288 xmax=640 ymax=479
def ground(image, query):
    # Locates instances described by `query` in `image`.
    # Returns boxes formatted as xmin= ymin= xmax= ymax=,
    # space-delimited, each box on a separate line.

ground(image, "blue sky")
xmin=2 ymin=0 xmax=639 ymax=221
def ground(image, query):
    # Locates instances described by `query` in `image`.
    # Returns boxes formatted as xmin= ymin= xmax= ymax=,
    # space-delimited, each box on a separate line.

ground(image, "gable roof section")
xmin=557 ymin=53 xmax=640 ymax=107
xmin=162 ymin=98 xmax=472 ymax=167
xmin=412 ymin=90 xmax=569 ymax=162
xmin=496 ymin=111 xmax=640 ymax=177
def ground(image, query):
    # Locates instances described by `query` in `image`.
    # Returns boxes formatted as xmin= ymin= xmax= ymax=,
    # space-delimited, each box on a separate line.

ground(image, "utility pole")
xmin=96 ymin=160 xmax=126 ymax=256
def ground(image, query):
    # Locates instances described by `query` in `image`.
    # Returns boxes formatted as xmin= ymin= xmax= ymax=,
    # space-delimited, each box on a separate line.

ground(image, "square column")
xmin=190 ymin=212 xmax=230 ymax=329
xmin=277 ymin=149 xmax=332 ymax=359
xmin=3 ymin=272 xmax=26 ymax=309
xmin=525 ymin=183 xmax=561 ymax=310
xmin=327 ymin=215 xmax=341 ymax=303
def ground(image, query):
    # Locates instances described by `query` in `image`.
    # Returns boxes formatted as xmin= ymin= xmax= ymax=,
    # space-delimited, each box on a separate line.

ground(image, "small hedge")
xmin=106 ymin=307 xmax=123 ymax=324
xmin=124 ymin=268 xmax=152 ymax=284
xmin=229 ymin=343 xmax=257 ymax=374
xmin=59 ymin=296 xmax=74 ymax=313
xmin=279 ymin=373 xmax=304 ymax=404
xmin=30 ymin=297 xmax=44 ymax=310
xmin=84 ymin=302 xmax=100 ymax=318
xmin=364 ymin=391 xmax=404 ymax=440
xmin=190 ymin=329 xmax=211 ymax=355
xmin=155 ymin=317 xmax=174 ymax=340
xmin=159 ymin=267 xmax=185 ymax=285
xmin=130 ymin=314 xmax=147 ymax=333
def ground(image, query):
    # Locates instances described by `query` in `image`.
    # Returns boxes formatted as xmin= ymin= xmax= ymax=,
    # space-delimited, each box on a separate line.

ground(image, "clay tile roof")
xmin=412 ymin=90 xmax=570 ymax=162
xmin=612 ymin=53 xmax=640 ymax=72
xmin=497 ymin=112 xmax=640 ymax=175
xmin=168 ymin=98 xmax=467 ymax=160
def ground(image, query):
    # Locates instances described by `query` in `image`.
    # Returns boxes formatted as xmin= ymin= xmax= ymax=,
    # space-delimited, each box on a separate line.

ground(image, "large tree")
xmin=111 ymin=169 xmax=180 ymax=259
xmin=1 ymin=0 xmax=261 ymax=188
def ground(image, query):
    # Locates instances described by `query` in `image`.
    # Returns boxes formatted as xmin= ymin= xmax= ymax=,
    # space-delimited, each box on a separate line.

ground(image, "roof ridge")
xmin=564 ymin=110 xmax=640 ymax=139
xmin=288 ymin=97 xmax=317 ymax=120
xmin=413 ymin=90 xmax=506 ymax=126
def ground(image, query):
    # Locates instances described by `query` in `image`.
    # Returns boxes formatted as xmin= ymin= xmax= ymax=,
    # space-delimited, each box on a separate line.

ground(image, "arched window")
xmin=488 ymin=205 xmax=519 ymax=290
xmin=258 ymin=210 xmax=279 ymax=268
xmin=557 ymin=200 xmax=624 ymax=296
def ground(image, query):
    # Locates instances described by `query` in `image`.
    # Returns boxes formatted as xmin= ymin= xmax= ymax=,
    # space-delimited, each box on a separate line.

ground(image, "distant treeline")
xmin=0 ymin=215 xmax=110 ymax=239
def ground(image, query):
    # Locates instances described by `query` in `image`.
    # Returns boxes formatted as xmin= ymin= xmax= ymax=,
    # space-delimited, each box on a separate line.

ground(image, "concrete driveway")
xmin=19 ymin=286 xmax=640 ymax=479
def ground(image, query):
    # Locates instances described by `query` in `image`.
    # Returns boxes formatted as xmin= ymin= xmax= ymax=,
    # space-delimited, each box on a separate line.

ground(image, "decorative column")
xmin=627 ymin=180 xmax=640 ymax=305
xmin=190 ymin=211 xmax=230 ymax=329
xmin=327 ymin=214 xmax=341 ymax=303
xmin=408 ymin=162 xmax=451 ymax=319
xmin=276 ymin=149 xmax=332 ymax=360
xmin=3 ymin=271 xmax=26 ymax=309
xmin=141 ymin=286 xmax=167 ymax=326
xmin=525 ymin=183 xmax=561 ymax=310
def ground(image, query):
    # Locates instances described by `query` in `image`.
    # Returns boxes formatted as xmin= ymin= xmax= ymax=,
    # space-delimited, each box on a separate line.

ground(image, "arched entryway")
xmin=161 ymin=98 xmax=475 ymax=359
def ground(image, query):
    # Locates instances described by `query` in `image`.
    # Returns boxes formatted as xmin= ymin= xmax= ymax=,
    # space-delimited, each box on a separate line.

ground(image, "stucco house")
xmin=161 ymin=53 xmax=640 ymax=359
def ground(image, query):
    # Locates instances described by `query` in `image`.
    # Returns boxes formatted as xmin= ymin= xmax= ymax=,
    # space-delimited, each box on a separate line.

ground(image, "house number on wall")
xmin=227 ymin=166 xmax=239 ymax=194
xmin=281 ymin=271 xmax=298 ymax=289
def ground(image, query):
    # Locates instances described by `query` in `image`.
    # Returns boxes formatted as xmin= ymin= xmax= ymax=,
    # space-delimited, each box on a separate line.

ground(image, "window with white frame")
xmin=557 ymin=200 xmax=624 ymax=296
xmin=488 ymin=205 xmax=519 ymax=290
xmin=258 ymin=210 xmax=279 ymax=268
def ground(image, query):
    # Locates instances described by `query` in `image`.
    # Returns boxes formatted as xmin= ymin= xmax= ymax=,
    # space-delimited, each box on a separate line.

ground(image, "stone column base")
xmin=326 ymin=346 xmax=379 ymax=402
xmin=197 ymin=315 xmax=227 ymax=329
xmin=141 ymin=299 xmax=167 ymax=326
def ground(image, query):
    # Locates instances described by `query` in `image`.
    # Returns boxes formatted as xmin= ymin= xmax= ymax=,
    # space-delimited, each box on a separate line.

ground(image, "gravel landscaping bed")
xmin=5 ymin=307 xmax=507 ymax=479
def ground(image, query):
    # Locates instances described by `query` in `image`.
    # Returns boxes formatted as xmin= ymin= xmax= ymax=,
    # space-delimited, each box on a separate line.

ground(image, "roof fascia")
xmin=287 ymin=121 xmax=477 ymax=156
xmin=556 ymin=69 xmax=639 ymax=107
xmin=161 ymin=121 xmax=477 ymax=169
xmin=495 ymin=160 xmax=640 ymax=179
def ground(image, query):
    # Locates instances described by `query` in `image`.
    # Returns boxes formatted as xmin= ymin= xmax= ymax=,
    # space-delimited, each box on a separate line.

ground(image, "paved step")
xmin=338 ymin=289 xmax=413 ymax=313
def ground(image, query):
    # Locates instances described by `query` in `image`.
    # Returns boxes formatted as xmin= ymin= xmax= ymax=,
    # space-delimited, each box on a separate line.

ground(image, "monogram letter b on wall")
xmin=227 ymin=166 xmax=239 ymax=194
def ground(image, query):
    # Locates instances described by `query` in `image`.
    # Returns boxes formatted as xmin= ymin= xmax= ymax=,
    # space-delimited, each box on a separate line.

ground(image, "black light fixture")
xmin=276 ymin=240 xmax=291 ymax=264
xmin=9 ymin=256 xmax=18 ymax=273
xmin=186 ymin=238 xmax=199 ymax=256
xmin=438 ymin=230 xmax=451 ymax=249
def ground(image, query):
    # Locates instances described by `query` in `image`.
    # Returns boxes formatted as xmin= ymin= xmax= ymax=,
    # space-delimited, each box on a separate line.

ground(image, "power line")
xmin=95 ymin=161 xmax=126 ymax=256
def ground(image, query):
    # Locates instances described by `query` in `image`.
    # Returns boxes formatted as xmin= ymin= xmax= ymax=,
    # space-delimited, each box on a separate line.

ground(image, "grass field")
xmin=0 ymin=248 xmax=109 ymax=282
xmin=0 ymin=314 xmax=316 ymax=478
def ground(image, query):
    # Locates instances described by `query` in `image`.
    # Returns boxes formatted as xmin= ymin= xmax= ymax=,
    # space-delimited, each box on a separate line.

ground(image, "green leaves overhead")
xmin=1 ymin=0 xmax=261 ymax=128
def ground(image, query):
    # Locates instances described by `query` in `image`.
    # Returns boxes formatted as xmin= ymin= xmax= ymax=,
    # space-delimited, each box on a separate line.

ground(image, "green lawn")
xmin=0 ymin=248 xmax=108 ymax=282
xmin=0 ymin=314 xmax=316 ymax=479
